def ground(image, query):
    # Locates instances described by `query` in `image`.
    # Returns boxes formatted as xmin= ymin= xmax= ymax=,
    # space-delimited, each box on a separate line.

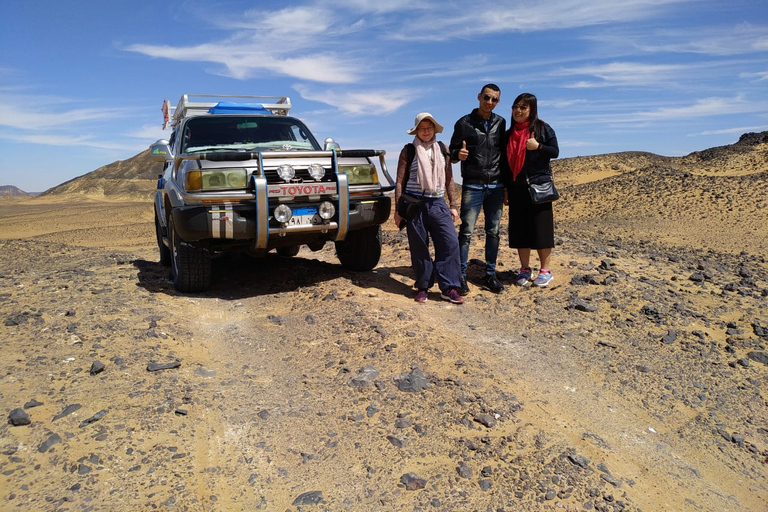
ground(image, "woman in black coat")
xmin=501 ymin=93 xmax=559 ymax=287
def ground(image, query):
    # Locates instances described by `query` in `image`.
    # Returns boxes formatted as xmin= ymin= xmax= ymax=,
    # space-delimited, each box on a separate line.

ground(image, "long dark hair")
xmin=513 ymin=92 xmax=542 ymax=140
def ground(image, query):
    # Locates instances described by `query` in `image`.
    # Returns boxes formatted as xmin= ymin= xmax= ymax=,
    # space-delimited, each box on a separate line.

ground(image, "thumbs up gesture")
xmin=458 ymin=140 xmax=468 ymax=161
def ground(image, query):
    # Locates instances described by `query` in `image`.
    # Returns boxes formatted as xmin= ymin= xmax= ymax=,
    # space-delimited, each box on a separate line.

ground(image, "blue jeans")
xmin=458 ymin=184 xmax=504 ymax=277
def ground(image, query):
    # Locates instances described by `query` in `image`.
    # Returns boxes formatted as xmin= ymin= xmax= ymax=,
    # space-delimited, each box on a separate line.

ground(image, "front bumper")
xmin=171 ymin=196 xmax=391 ymax=248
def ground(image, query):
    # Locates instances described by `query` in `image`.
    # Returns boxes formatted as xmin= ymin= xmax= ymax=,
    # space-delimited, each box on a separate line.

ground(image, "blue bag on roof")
xmin=208 ymin=102 xmax=271 ymax=114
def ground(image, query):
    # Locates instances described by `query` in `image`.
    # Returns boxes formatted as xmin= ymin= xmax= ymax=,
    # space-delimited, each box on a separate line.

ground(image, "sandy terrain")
xmin=1 ymin=135 xmax=767 ymax=511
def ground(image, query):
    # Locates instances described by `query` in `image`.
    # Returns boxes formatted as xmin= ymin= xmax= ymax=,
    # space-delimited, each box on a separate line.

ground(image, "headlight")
xmin=184 ymin=169 xmax=247 ymax=191
xmin=338 ymin=163 xmax=379 ymax=185
xmin=308 ymin=163 xmax=326 ymax=181
xmin=273 ymin=204 xmax=293 ymax=223
xmin=318 ymin=201 xmax=335 ymax=220
xmin=277 ymin=164 xmax=295 ymax=181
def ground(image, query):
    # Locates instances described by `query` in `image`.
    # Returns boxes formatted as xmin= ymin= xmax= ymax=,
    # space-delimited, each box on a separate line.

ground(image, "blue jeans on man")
xmin=458 ymin=183 xmax=504 ymax=283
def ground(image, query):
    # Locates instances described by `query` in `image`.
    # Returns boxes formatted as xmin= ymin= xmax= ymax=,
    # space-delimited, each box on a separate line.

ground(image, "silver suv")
xmin=150 ymin=94 xmax=394 ymax=292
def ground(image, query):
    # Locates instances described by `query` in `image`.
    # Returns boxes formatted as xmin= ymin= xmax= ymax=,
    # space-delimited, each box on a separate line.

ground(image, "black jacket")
xmin=500 ymin=121 xmax=559 ymax=187
xmin=449 ymin=109 xmax=506 ymax=185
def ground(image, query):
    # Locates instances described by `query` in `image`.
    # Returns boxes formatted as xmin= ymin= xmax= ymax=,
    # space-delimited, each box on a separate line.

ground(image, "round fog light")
xmin=277 ymin=164 xmax=295 ymax=181
xmin=318 ymin=201 xmax=335 ymax=220
xmin=308 ymin=163 xmax=325 ymax=180
xmin=273 ymin=204 xmax=293 ymax=223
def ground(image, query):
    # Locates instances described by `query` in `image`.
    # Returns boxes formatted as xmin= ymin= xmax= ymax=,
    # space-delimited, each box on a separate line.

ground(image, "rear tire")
xmin=169 ymin=215 xmax=211 ymax=292
xmin=335 ymin=225 xmax=381 ymax=271
xmin=155 ymin=207 xmax=171 ymax=266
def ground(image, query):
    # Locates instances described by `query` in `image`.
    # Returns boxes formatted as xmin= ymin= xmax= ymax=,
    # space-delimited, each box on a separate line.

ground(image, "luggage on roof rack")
xmin=169 ymin=94 xmax=291 ymax=128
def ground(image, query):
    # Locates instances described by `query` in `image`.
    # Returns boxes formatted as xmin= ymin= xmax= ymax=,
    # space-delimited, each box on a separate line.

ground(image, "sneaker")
xmin=414 ymin=289 xmax=428 ymax=303
xmin=459 ymin=277 xmax=470 ymax=296
xmin=533 ymin=270 xmax=553 ymax=287
xmin=515 ymin=267 xmax=533 ymax=286
xmin=481 ymin=274 xmax=504 ymax=293
xmin=440 ymin=288 xmax=465 ymax=304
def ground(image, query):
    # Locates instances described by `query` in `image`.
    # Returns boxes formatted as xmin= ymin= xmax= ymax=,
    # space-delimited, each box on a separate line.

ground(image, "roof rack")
xmin=169 ymin=94 xmax=292 ymax=128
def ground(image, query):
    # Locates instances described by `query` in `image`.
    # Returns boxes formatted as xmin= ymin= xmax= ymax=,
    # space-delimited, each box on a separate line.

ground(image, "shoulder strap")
xmin=403 ymin=143 xmax=415 ymax=193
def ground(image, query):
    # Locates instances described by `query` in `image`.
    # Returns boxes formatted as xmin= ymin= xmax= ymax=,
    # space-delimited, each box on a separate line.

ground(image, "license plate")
xmin=288 ymin=207 xmax=322 ymax=226
xmin=288 ymin=214 xmax=323 ymax=226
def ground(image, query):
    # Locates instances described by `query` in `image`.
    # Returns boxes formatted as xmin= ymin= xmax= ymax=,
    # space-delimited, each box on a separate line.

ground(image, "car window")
xmin=182 ymin=116 xmax=320 ymax=153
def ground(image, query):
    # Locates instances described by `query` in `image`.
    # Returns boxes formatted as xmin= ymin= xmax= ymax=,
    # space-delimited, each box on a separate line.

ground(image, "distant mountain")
xmin=0 ymin=185 xmax=34 ymax=197
xmin=40 ymin=149 xmax=164 ymax=200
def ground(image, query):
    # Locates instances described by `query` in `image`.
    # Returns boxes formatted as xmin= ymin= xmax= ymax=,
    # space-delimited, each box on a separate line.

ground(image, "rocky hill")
xmin=0 ymin=185 xmax=33 ymax=198
xmin=0 ymin=133 xmax=766 ymax=511
xmin=40 ymin=149 xmax=163 ymax=200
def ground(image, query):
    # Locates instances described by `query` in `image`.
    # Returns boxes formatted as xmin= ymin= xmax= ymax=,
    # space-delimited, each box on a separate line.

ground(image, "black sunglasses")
xmin=482 ymin=94 xmax=500 ymax=103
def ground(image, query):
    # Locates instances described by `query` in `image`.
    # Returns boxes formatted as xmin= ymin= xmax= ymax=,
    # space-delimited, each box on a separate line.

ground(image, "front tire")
xmin=169 ymin=214 xmax=211 ymax=292
xmin=155 ymin=207 xmax=171 ymax=266
xmin=335 ymin=225 xmax=381 ymax=271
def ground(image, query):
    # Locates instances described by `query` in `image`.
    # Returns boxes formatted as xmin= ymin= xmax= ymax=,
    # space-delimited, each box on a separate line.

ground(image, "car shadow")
xmin=132 ymin=252 xmax=416 ymax=300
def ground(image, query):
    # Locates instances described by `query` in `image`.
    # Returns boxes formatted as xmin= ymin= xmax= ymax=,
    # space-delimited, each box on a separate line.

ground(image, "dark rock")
xmin=661 ymin=330 xmax=678 ymax=344
xmin=478 ymin=479 xmax=492 ymax=491
xmin=147 ymin=361 xmax=181 ymax=372
xmin=79 ymin=409 xmax=108 ymax=428
xmin=456 ymin=462 xmax=473 ymax=479
xmin=23 ymin=399 xmax=43 ymax=409
xmin=473 ymin=413 xmax=497 ymax=428
xmin=349 ymin=365 xmax=379 ymax=388
xmin=292 ymin=491 xmax=323 ymax=505
xmin=394 ymin=367 xmax=429 ymax=393
xmin=89 ymin=361 xmax=105 ymax=375
xmin=8 ymin=408 xmax=31 ymax=426
xmin=400 ymin=473 xmax=426 ymax=490
xmin=53 ymin=404 xmax=82 ymax=421
xmin=38 ymin=433 xmax=62 ymax=453
xmin=747 ymin=352 xmax=768 ymax=365
xmin=567 ymin=454 xmax=590 ymax=468
xmin=753 ymin=322 xmax=768 ymax=338
xmin=387 ymin=435 xmax=405 ymax=448
xmin=570 ymin=299 xmax=597 ymax=312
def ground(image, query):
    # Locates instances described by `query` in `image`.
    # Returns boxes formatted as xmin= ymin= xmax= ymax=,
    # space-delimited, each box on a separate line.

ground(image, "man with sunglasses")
xmin=449 ymin=84 xmax=507 ymax=295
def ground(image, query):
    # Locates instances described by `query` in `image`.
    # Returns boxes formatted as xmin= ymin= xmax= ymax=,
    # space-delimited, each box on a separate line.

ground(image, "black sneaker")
xmin=481 ymin=274 xmax=504 ymax=293
xmin=459 ymin=277 xmax=470 ymax=296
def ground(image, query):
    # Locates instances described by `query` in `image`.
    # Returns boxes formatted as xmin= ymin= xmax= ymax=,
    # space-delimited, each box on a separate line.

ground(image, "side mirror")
xmin=323 ymin=137 xmax=340 ymax=151
xmin=149 ymin=140 xmax=173 ymax=161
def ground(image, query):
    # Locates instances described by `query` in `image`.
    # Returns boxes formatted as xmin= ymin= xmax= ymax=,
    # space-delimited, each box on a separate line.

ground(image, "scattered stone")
xmin=387 ymin=435 xmax=405 ymax=448
xmin=53 ymin=404 xmax=82 ymax=421
xmin=747 ymin=352 xmax=768 ymax=365
xmin=292 ymin=491 xmax=323 ymax=505
xmin=661 ymin=331 xmax=678 ymax=344
xmin=349 ymin=365 xmax=379 ymax=388
xmin=567 ymin=454 xmax=590 ymax=469
xmin=23 ymin=399 xmax=43 ymax=409
xmin=147 ymin=361 xmax=181 ymax=372
xmin=8 ymin=408 xmax=31 ymax=426
xmin=79 ymin=409 xmax=108 ymax=428
xmin=473 ymin=413 xmax=497 ymax=428
xmin=570 ymin=299 xmax=597 ymax=312
xmin=394 ymin=367 xmax=429 ymax=393
xmin=400 ymin=473 xmax=426 ymax=490
xmin=456 ymin=462 xmax=473 ymax=479
xmin=38 ymin=433 xmax=62 ymax=453
xmin=478 ymin=479 xmax=492 ymax=491
xmin=89 ymin=361 xmax=105 ymax=375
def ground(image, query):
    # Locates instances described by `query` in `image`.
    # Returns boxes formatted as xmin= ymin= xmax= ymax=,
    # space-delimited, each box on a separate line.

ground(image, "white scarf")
xmin=413 ymin=136 xmax=444 ymax=194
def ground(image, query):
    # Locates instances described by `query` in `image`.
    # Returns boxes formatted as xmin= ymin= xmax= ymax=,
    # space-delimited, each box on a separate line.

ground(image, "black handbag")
xmin=527 ymin=175 xmax=559 ymax=204
xmin=397 ymin=193 xmax=422 ymax=220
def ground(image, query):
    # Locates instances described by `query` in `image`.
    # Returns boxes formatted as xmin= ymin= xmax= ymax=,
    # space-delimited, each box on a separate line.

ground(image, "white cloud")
xmin=0 ymin=97 xmax=130 ymax=130
xmin=293 ymin=85 xmax=413 ymax=115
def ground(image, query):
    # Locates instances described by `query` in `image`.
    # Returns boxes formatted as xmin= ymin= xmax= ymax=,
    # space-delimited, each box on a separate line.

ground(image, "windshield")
xmin=181 ymin=116 xmax=321 ymax=153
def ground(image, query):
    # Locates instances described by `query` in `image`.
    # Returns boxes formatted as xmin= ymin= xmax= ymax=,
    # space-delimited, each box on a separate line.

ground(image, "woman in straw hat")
xmin=394 ymin=112 xmax=464 ymax=304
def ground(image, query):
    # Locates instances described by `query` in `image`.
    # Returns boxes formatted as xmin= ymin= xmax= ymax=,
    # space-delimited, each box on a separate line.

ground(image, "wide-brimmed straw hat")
xmin=407 ymin=112 xmax=444 ymax=135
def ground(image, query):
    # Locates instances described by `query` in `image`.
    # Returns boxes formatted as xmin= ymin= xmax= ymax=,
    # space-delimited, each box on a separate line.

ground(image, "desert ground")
xmin=1 ymin=133 xmax=767 ymax=511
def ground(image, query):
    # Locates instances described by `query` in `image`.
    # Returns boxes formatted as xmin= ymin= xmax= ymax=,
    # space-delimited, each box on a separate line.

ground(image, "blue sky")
xmin=1 ymin=0 xmax=766 ymax=193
